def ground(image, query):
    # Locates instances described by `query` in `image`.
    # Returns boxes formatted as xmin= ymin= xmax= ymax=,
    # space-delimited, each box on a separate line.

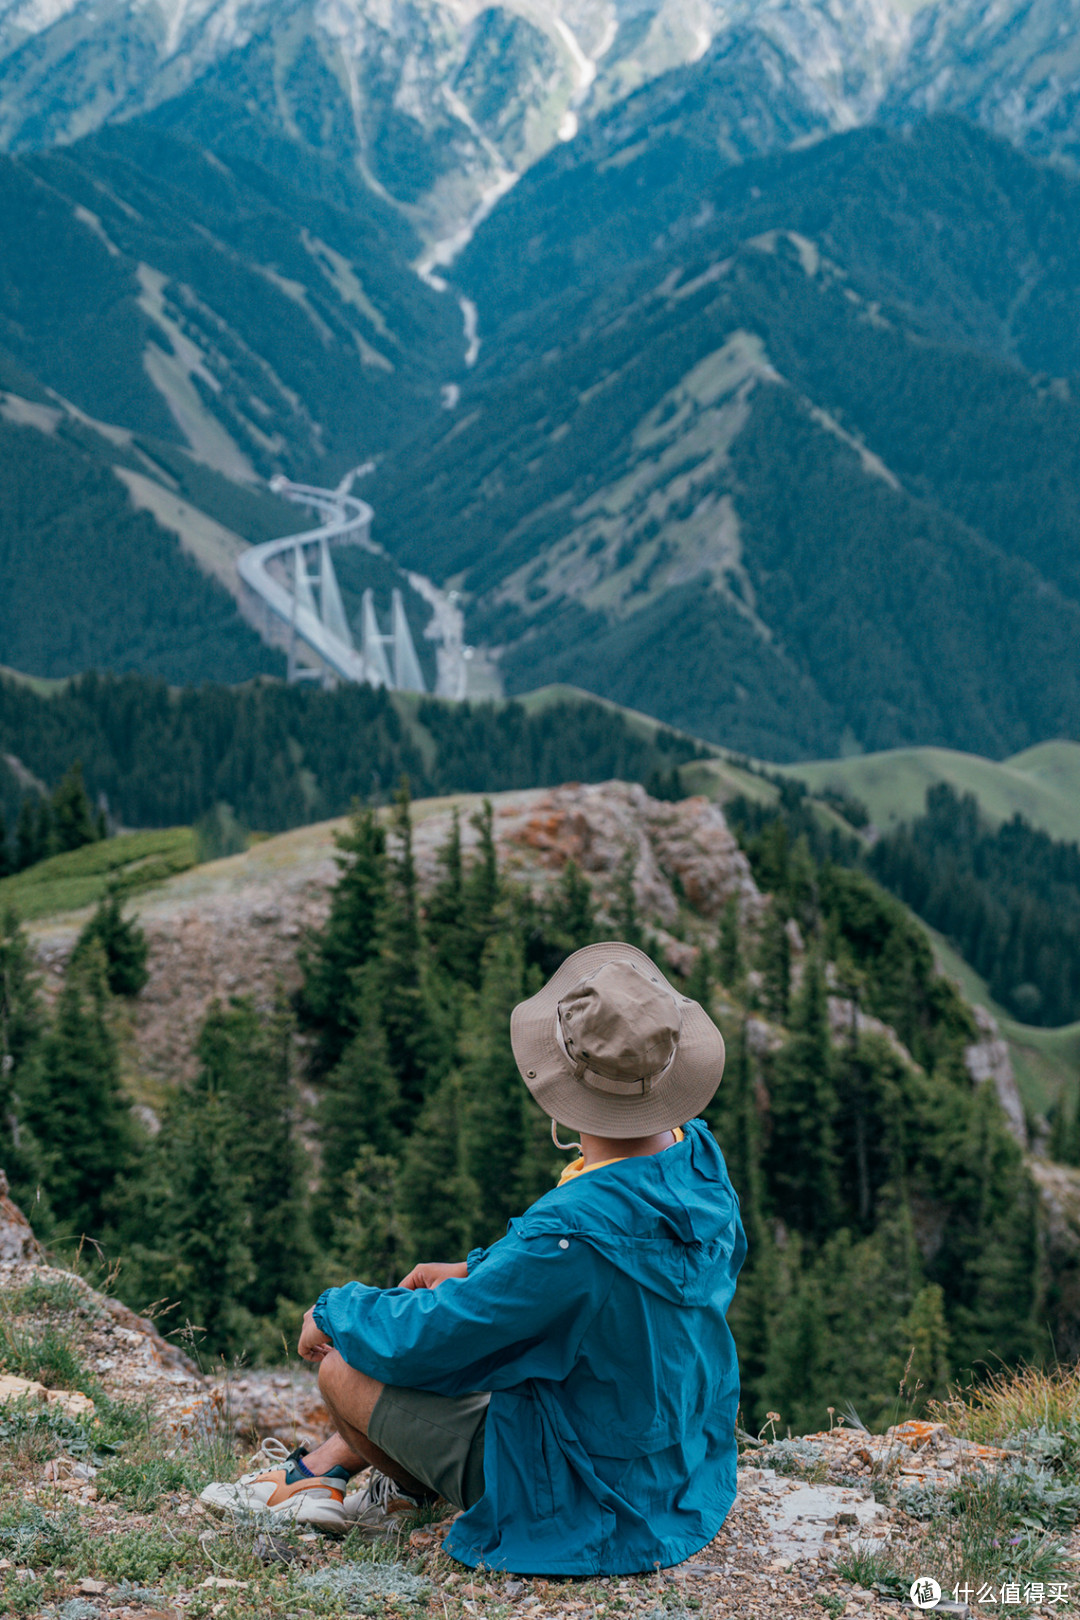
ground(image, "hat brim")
xmin=510 ymin=941 xmax=725 ymax=1137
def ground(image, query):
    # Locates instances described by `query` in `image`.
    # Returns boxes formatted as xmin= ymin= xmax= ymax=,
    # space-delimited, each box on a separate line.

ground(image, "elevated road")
xmin=237 ymin=480 xmax=382 ymax=685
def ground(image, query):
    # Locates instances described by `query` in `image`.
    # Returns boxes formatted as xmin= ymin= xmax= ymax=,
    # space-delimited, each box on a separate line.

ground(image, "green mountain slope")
xmin=781 ymin=742 xmax=1080 ymax=843
xmin=0 ymin=118 xmax=461 ymax=483
xmin=362 ymin=117 xmax=1080 ymax=758
xmin=0 ymin=410 xmax=285 ymax=683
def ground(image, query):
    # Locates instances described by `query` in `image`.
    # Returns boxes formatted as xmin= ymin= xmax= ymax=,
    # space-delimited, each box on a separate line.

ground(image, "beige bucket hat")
xmin=510 ymin=941 xmax=725 ymax=1137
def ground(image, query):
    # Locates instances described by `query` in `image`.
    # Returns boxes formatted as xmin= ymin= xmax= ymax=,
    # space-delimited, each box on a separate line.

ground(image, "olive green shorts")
xmin=368 ymin=1386 xmax=489 ymax=1511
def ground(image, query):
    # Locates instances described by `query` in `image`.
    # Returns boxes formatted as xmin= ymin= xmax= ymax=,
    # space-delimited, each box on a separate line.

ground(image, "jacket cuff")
xmin=313 ymin=1287 xmax=336 ymax=1342
xmin=466 ymin=1246 xmax=488 ymax=1275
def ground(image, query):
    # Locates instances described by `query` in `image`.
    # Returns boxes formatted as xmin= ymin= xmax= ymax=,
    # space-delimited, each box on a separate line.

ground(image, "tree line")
xmin=867 ymin=784 xmax=1080 ymax=1028
xmin=0 ymin=670 xmax=702 ymax=847
xmin=0 ymin=763 xmax=104 ymax=877
xmin=0 ymin=784 xmax=1047 ymax=1432
xmin=728 ymin=776 xmax=1080 ymax=1032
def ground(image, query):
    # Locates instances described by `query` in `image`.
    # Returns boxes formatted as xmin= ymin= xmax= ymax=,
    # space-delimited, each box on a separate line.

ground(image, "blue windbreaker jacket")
xmin=313 ymin=1118 xmax=746 ymax=1575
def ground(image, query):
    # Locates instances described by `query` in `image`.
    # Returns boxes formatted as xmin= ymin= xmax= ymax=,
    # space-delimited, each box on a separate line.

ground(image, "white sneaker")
xmin=342 ymin=1468 xmax=429 ymax=1534
xmin=200 ymin=1438 xmax=354 ymax=1533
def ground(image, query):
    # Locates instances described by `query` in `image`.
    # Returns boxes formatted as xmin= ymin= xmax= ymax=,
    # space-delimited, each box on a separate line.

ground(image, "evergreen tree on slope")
xmin=0 ymin=907 xmax=50 ymax=1223
xmin=397 ymin=1071 xmax=480 ymax=1263
xmin=766 ymin=954 xmax=839 ymax=1242
xmin=314 ymin=970 xmax=400 ymax=1243
xmin=195 ymin=993 xmax=313 ymax=1318
xmin=298 ymin=806 xmax=387 ymax=1076
xmin=26 ymin=941 xmax=137 ymax=1240
xmin=461 ymin=932 xmax=528 ymax=1243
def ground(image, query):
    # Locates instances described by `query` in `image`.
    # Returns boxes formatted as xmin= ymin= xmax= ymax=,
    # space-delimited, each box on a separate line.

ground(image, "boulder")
xmin=0 ymin=1169 xmax=43 ymax=1263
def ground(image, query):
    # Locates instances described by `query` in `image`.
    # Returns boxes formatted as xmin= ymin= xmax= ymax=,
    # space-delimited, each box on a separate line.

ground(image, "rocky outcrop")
xmin=964 ymin=1005 xmax=1028 ymax=1147
xmin=28 ymin=783 xmax=761 ymax=1087
xmin=1029 ymin=1159 xmax=1080 ymax=1361
xmin=826 ymin=996 xmax=921 ymax=1071
xmin=412 ymin=781 xmax=760 ymax=926
xmin=0 ymin=1169 xmax=43 ymax=1262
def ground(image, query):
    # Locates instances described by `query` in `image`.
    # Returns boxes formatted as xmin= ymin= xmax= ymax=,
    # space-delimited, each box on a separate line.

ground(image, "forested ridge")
xmin=0 ymin=417 xmax=285 ymax=686
xmin=0 ymin=671 xmax=701 ymax=855
xmin=0 ymin=783 xmax=1049 ymax=1434
xmin=369 ymin=118 xmax=1080 ymax=758
xmin=726 ymin=774 xmax=1080 ymax=1034
xmin=868 ymin=786 xmax=1080 ymax=1029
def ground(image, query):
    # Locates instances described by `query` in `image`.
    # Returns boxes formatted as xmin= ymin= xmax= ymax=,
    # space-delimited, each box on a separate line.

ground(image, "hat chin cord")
xmin=551 ymin=1118 xmax=583 ymax=1154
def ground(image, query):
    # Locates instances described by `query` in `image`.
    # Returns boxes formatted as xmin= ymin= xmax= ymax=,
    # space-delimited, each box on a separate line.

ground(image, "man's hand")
xmin=298 ymin=1306 xmax=332 ymax=1363
xmin=398 ymin=1261 xmax=469 ymax=1291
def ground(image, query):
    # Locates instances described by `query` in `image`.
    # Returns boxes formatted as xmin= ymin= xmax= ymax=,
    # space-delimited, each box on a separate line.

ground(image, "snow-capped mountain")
xmin=5 ymin=0 xmax=1080 ymax=246
xmin=885 ymin=0 xmax=1080 ymax=169
xmin=0 ymin=0 xmax=913 ymax=240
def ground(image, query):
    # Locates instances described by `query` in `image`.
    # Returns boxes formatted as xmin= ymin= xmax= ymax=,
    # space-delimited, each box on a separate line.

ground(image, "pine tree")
xmin=50 ymin=763 xmax=99 ymax=855
xmin=516 ymin=1090 xmax=565 ymax=1212
xmin=327 ymin=1146 xmax=403 ymax=1289
xmin=757 ymin=1237 xmax=826 ymax=1437
xmin=72 ymin=891 xmax=149 ymax=997
xmin=936 ymin=1081 xmax=1040 ymax=1371
xmin=894 ymin=1284 xmax=951 ymax=1414
xmin=834 ymin=1032 xmax=911 ymax=1231
xmin=460 ymin=933 xmax=528 ymax=1243
xmin=0 ymin=907 xmax=50 ymax=1221
xmin=709 ymin=1021 xmax=766 ymax=1254
xmin=756 ymin=904 xmax=791 ymax=1021
xmin=766 ymin=954 xmax=839 ymax=1241
xmin=545 ymin=859 xmax=597 ymax=957
xmin=149 ymin=1084 xmax=256 ymax=1360
xmin=0 ymin=812 xmax=10 ymax=880
xmin=684 ymin=943 xmax=713 ymax=1009
xmin=26 ymin=941 xmax=137 ymax=1239
xmin=1048 ymin=1093 xmax=1071 ymax=1163
xmin=298 ymin=805 xmax=387 ymax=1075
xmin=195 ymin=993 xmax=313 ymax=1317
xmin=461 ymin=800 xmax=501 ymax=982
xmin=425 ymin=808 xmax=468 ymax=980
xmin=15 ymin=796 xmax=47 ymax=872
xmin=613 ymin=848 xmax=645 ymax=949
xmin=375 ymin=783 xmax=441 ymax=1119
xmin=315 ymin=969 xmax=400 ymax=1240
xmin=717 ymin=897 xmax=742 ymax=988
xmin=396 ymin=1071 xmax=481 ymax=1263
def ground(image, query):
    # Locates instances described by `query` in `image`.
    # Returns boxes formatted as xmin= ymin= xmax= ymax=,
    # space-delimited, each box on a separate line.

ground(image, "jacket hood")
xmin=510 ymin=1119 xmax=742 ymax=1305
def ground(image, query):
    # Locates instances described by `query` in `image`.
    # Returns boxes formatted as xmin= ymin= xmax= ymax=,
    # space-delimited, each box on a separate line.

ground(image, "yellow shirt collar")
xmin=557 ymin=1126 xmax=685 ymax=1187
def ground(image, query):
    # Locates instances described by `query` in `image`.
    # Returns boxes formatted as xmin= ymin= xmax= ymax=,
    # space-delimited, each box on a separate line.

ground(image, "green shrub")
xmin=96 ymin=1454 xmax=198 ymax=1509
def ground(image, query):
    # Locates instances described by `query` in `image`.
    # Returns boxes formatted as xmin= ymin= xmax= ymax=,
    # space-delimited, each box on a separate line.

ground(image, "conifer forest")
xmin=0 ymin=780 xmax=1047 ymax=1438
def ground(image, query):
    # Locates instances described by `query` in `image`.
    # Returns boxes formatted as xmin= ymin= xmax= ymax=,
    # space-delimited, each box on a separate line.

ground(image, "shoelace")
xmin=255 ymin=1438 xmax=294 ymax=1468
xmin=354 ymin=1469 xmax=416 ymax=1512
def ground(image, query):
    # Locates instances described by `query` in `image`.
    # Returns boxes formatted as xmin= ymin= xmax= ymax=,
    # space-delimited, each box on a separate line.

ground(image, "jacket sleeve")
xmin=313 ymin=1229 xmax=610 ymax=1396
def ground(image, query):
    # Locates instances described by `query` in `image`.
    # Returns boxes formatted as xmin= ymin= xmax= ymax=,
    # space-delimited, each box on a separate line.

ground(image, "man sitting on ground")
xmin=203 ymin=941 xmax=746 ymax=1575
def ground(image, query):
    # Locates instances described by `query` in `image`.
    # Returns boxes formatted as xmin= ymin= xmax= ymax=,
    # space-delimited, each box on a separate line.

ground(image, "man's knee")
xmin=317 ymin=1348 xmax=348 ymax=1398
xmin=317 ymin=1349 xmax=383 ymax=1435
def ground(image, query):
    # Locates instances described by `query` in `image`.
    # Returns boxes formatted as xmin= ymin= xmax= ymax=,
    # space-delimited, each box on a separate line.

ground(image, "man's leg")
xmin=307 ymin=1350 xmax=431 ymax=1497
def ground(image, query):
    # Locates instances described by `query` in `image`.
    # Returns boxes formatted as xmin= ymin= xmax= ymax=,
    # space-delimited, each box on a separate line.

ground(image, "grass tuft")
xmin=930 ymin=1362 xmax=1080 ymax=1446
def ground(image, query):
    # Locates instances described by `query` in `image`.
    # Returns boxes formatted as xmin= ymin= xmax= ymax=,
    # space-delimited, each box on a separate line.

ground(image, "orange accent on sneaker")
xmin=258 ymin=1470 xmax=347 ymax=1508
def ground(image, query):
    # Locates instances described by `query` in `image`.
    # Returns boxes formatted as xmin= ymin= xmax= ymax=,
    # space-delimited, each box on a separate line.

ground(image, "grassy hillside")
xmin=0 ymin=827 xmax=197 ymax=920
xmin=781 ymin=742 xmax=1080 ymax=842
